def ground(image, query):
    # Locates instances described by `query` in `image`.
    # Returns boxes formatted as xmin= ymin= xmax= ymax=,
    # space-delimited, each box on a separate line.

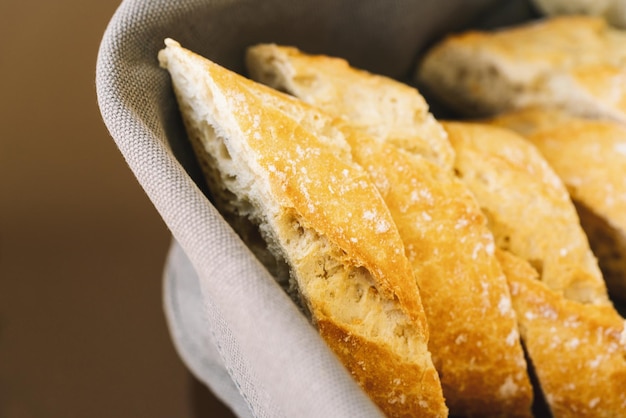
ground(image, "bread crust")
xmin=317 ymin=319 xmax=445 ymax=418
xmin=246 ymin=44 xmax=454 ymax=172
xmin=443 ymin=121 xmax=610 ymax=306
xmin=497 ymin=249 xmax=626 ymax=418
xmin=416 ymin=16 xmax=626 ymax=122
xmin=246 ymin=44 xmax=534 ymax=417
xmin=159 ymin=39 xmax=447 ymax=418
xmin=489 ymin=108 xmax=626 ymax=302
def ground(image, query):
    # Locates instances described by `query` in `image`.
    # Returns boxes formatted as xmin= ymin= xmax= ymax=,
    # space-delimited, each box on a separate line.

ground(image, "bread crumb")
xmin=498 ymin=296 xmax=512 ymax=315
xmin=564 ymin=315 xmax=582 ymax=328
xmin=506 ymin=328 xmax=518 ymax=346
xmin=509 ymin=281 xmax=520 ymax=296
xmin=589 ymin=397 xmax=601 ymax=408
xmin=362 ymin=209 xmax=391 ymax=233
xmin=375 ymin=220 xmax=390 ymax=233
xmin=471 ymin=244 xmax=480 ymax=259
xmin=388 ymin=394 xmax=406 ymax=405
xmin=455 ymin=217 xmax=469 ymax=229
xmin=588 ymin=354 xmax=603 ymax=369
xmin=540 ymin=304 xmax=558 ymax=320
xmin=615 ymin=142 xmax=626 ymax=156
xmin=410 ymin=188 xmax=433 ymax=204
xmin=498 ymin=376 xmax=519 ymax=398
xmin=565 ymin=338 xmax=580 ymax=350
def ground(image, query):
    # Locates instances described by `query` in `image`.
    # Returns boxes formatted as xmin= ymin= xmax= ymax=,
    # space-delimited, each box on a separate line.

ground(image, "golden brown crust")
xmin=246 ymin=44 xmax=454 ymax=171
xmin=497 ymin=249 xmax=626 ymax=418
xmin=416 ymin=16 xmax=626 ymax=121
xmin=317 ymin=319 xmax=447 ymax=418
xmin=204 ymin=46 xmax=425 ymax=322
xmin=528 ymin=121 xmax=626 ymax=257
xmin=488 ymin=109 xmax=626 ymax=301
xmin=343 ymin=132 xmax=533 ymax=417
xmin=159 ymin=39 xmax=447 ymax=418
xmin=443 ymin=121 xmax=609 ymax=306
xmin=246 ymin=44 xmax=534 ymax=417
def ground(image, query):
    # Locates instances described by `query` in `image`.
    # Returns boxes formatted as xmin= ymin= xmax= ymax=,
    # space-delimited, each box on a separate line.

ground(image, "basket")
xmin=96 ymin=1 xmax=546 ymax=416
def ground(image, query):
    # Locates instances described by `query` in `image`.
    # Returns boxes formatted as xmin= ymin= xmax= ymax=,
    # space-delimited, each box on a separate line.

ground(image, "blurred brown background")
xmin=0 ymin=1 xmax=235 ymax=416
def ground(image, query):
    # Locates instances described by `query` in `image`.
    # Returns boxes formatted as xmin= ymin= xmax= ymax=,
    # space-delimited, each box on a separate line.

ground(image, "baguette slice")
xmin=497 ymin=249 xmax=626 ymax=418
xmin=158 ymin=39 xmax=447 ymax=418
xmin=442 ymin=121 xmax=610 ymax=306
xmin=489 ymin=108 xmax=626 ymax=302
xmin=245 ymin=44 xmax=454 ymax=172
xmin=246 ymin=43 xmax=534 ymax=417
xmin=416 ymin=16 xmax=626 ymax=122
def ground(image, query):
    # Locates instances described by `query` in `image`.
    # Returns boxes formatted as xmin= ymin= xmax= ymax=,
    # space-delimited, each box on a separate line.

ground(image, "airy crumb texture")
xmin=443 ymin=121 xmax=610 ymax=306
xmin=416 ymin=16 xmax=626 ymax=122
xmin=489 ymin=108 xmax=626 ymax=302
xmin=158 ymin=39 xmax=447 ymax=418
xmin=246 ymin=44 xmax=534 ymax=418
xmin=498 ymin=249 xmax=626 ymax=418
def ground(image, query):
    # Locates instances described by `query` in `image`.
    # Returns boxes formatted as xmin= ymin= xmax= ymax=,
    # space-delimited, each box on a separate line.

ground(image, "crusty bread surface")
xmin=416 ymin=16 xmax=626 ymax=122
xmin=442 ymin=121 xmax=610 ymax=306
xmin=246 ymin=44 xmax=455 ymax=172
xmin=158 ymin=39 xmax=448 ymax=418
xmin=159 ymin=35 xmax=626 ymax=418
xmin=489 ymin=108 xmax=626 ymax=301
xmin=246 ymin=44 xmax=534 ymax=418
xmin=497 ymin=249 xmax=626 ymax=418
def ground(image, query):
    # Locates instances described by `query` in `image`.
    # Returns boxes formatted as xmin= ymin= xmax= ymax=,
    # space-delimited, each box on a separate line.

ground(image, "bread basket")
xmin=96 ymin=0 xmax=624 ymax=416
